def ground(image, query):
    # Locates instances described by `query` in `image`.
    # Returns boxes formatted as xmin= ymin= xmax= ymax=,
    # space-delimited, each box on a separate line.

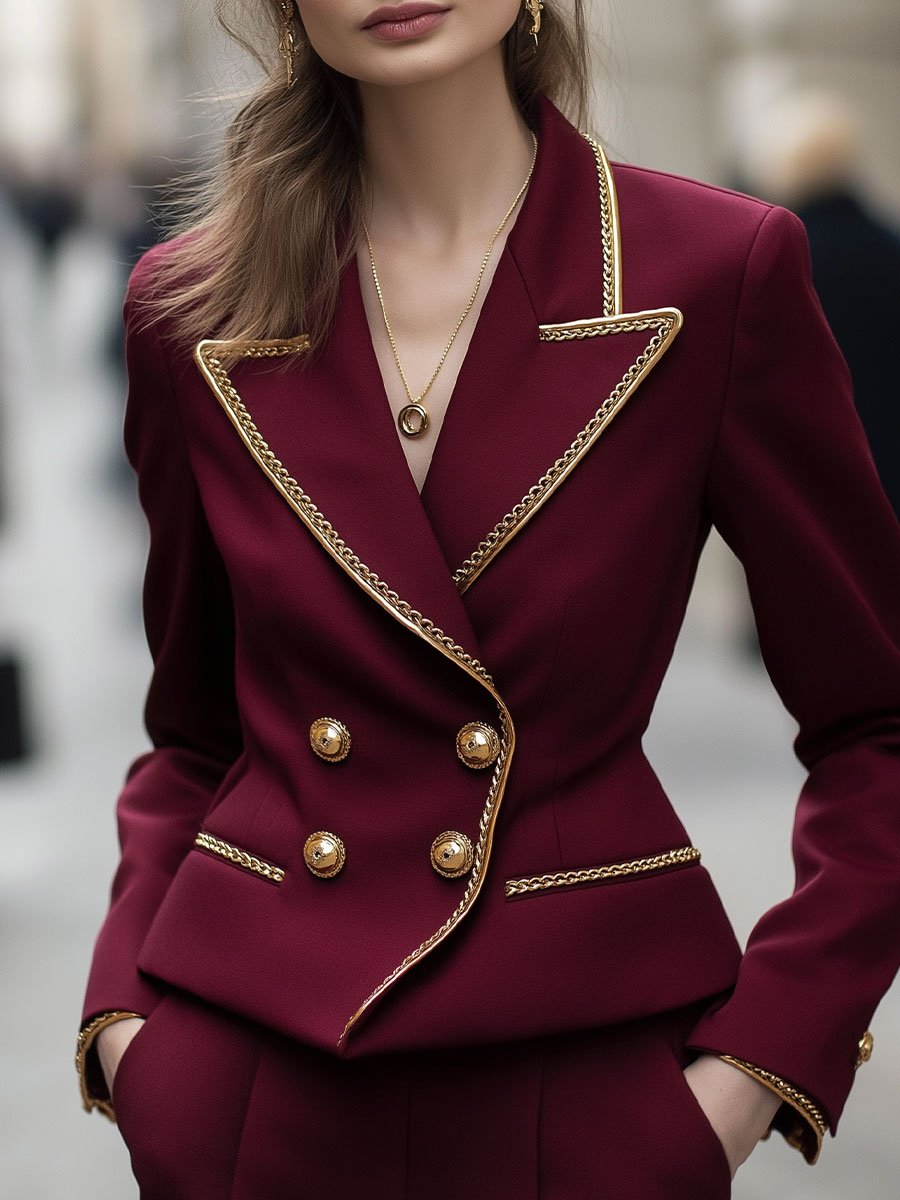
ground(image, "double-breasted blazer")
xmin=77 ymin=92 xmax=900 ymax=1165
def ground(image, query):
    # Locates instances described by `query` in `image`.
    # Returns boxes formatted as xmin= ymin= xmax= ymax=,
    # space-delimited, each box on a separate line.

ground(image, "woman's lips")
xmin=362 ymin=4 xmax=450 ymax=41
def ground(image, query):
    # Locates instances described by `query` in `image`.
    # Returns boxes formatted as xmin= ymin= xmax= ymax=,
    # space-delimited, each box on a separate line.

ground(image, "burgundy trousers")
xmin=111 ymin=986 xmax=733 ymax=1199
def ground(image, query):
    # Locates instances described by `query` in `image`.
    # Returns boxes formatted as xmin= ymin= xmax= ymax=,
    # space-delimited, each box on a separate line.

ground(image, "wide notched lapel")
xmin=420 ymin=93 xmax=683 ymax=593
xmin=194 ymin=258 xmax=486 ymax=665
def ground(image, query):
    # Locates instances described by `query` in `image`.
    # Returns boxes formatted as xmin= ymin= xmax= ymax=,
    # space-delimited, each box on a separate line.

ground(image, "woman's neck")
xmin=357 ymin=48 xmax=536 ymax=246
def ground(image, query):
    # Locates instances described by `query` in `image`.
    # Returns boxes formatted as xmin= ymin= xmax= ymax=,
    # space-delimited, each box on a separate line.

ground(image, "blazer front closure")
xmin=192 ymin=92 xmax=683 ymax=1043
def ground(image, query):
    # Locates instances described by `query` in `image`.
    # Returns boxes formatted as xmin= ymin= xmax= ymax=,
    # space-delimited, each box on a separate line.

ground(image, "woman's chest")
xmin=354 ymin=232 xmax=515 ymax=495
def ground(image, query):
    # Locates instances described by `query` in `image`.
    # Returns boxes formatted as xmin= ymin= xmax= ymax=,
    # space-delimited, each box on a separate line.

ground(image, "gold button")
xmin=430 ymin=831 xmax=474 ymax=878
xmin=456 ymin=722 xmax=500 ymax=770
xmin=309 ymin=717 xmax=351 ymax=762
xmin=856 ymin=1030 xmax=874 ymax=1068
xmin=303 ymin=831 xmax=346 ymax=878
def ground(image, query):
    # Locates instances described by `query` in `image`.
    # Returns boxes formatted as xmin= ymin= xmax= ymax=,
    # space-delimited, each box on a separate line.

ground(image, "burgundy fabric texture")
xmin=79 ymin=90 xmax=900 ymax=1146
xmin=113 ymin=986 xmax=733 ymax=1200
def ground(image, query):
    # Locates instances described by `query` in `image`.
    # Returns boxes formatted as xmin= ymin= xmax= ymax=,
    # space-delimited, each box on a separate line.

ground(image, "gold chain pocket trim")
xmin=504 ymin=845 xmax=701 ymax=899
xmin=194 ymin=830 xmax=286 ymax=884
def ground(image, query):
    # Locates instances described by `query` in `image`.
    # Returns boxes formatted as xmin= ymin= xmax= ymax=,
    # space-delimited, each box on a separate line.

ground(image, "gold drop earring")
xmin=279 ymin=0 xmax=297 ymax=89
xmin=524 ymin=0 xmax=543 ymax=49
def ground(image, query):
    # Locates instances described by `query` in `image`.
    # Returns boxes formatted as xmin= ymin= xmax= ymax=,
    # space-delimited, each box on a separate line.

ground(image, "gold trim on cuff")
xmin=717 ymin=1054 xmax=827 ymax=1165
xmin=75 ymin=1010 xmax=145 ymax=1120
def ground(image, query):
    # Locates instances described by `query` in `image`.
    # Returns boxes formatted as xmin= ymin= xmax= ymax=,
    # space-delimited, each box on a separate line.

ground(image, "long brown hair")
xmin=143 ymin=1 xmax=592 ymax=358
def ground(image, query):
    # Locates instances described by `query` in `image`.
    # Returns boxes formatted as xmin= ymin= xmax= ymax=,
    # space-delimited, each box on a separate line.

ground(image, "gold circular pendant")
xmin=398 ymin=403 xmax=429 ymax=438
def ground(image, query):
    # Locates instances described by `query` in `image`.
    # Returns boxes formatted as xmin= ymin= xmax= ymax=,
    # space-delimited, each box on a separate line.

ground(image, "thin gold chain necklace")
xmin=363 ymin=130 xmax=538 ymax=439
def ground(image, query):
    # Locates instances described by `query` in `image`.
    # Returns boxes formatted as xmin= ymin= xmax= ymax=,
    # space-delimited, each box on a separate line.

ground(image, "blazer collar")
xmin=195 ymin=93 xmax=681 ymax=669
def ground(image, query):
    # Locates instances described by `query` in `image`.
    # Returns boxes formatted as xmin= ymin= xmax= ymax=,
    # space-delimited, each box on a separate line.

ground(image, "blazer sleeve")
xmin=75 ymin=258 xmax=243 ymax=1118
xmin=684 ymin=204 xmax=900 ymax=1163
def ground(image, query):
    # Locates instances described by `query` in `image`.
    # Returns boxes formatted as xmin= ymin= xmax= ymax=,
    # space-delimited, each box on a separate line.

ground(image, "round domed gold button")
xmin=856 ymin=1030 xmax=874 ymax=1067
xmin=430 ymin=831 xmax=474 ymax=878
xmin=456 ymin=722 xmax=500 ymax=770
xmin=303 ymin=831 xmax=346 ymax=878
xmin=309 ymin=717 xmax=351 ymax=762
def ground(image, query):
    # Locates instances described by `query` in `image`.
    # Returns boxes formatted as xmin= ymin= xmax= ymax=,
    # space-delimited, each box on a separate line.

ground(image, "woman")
xmin=74 ymin=2 xmax=900 ymax=1197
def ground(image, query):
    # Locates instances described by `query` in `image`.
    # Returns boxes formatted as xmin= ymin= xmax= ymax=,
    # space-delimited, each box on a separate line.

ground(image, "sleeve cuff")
xmin=75 ymin=1010 xmax=146 ymax=1120
xmin=716 ymin=1053 xmax=828 ymax=1165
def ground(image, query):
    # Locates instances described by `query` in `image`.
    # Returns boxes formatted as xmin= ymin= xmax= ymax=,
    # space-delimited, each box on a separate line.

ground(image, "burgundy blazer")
xmin=77 ymin=93 xmax=900 ymax=1164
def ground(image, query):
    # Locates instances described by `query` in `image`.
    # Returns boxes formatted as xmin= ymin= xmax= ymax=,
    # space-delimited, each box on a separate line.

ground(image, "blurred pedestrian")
xmin=745 ymin=91 xmax=900 ymax=517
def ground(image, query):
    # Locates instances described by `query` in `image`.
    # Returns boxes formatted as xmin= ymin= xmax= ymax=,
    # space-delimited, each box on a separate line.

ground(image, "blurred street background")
xmin=1 ymin=1 xmax=898 ymax=1196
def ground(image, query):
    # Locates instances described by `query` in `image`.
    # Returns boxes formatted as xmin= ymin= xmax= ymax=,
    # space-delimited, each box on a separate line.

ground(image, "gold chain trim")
xmin=717 ymin=1054 xmax=827 ymax=1164
xmin=717 ymin=1056 xmax=828 ymax=1136
xmin=582 ymin=131 xmax=621 ymax=319
xmin=453 ymin=309 xmax=682 ymax=591
xmin=194 ymin=830 xmax=286 ymax=883
xmin=195 ymin=338 xmax=498 ymax=686
xmin=202 ymin=336 xmax=313 ymax=370
xmin=538 ymin=315 xmax=667 ymax=341
xmin=504 ymin=845 xmax=700 ymax=898
xmin=447 ymin=128 xmax=680 ymax=594
xmin=194 ymin=338 xmax=516 ymax=1047
xmin=75 ymin=1010 xmax=144 ymax=1119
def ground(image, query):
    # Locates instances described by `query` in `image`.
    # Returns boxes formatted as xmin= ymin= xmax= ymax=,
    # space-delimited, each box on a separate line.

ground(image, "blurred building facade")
xmin=593 ymin=0 xmax=900 ymax=219
xmin=6 ymin=1 xmax=894 ymax=227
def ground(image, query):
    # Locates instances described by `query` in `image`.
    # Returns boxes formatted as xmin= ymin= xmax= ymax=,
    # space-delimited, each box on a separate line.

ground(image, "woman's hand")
xmin=96 ymin=1017 xmax=147 ymax=1099
xmin=682 ymin=1053 xmax=783 ymax=1180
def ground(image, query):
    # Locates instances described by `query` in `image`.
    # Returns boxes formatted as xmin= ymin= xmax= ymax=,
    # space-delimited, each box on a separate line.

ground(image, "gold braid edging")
xmin=194 ymin=830 xmax=286 ymax=883
xmin=339 ymin=707 xmax=513 ymax=1040
xmin=537 ymin=316 xmax=666 ymax=340
xmin=504 ymin=845 xmax=700 ymax=898
xmin=196 ymin=339 xmax=498 ymax=685
xmin=453 ymin=313 xmax=678 ymax=590
xmin=580 ymin=131 xmax=620 ymax=318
